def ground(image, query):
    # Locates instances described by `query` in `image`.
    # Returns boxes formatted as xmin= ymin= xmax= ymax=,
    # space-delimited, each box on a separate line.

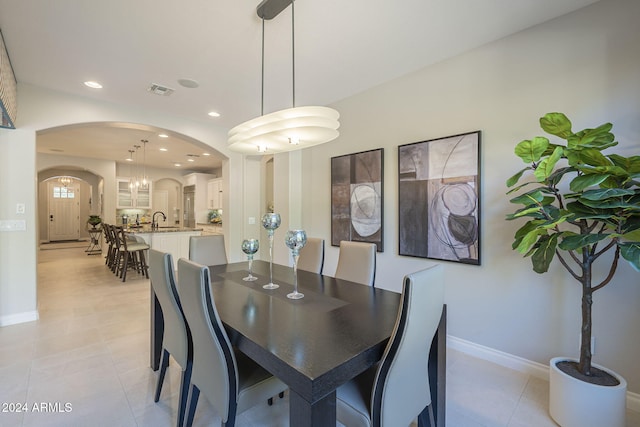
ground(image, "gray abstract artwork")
xmin=331 ymin=148 xmax=384 ymax=251
xmin=398 ymin=132 xmax=480 ymax=264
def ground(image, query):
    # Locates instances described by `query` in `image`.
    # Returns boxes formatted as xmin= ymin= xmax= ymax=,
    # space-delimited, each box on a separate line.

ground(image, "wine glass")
xmin=285 ymin=230 xmax=307 ymax=299
xmin=241 ymin=239 xmax=259 ymax=281
xmin=261 ymin=213 xmax=281 ymax=289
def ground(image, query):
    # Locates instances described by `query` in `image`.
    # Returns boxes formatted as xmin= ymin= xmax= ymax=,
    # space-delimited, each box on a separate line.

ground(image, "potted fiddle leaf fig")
xmin=506 ymin=112 xmax=640 ymax=427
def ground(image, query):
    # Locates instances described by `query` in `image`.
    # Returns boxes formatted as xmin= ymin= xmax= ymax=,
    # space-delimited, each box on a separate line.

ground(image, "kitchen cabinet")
xmin=207 ymin=178 xmax=223 ymax=209
xmin=117 ymin=178 xmax=152 ymax=209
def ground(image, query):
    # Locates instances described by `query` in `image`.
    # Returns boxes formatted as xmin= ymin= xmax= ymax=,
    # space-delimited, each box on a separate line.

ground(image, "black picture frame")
xmin=398 ymin=131 xmax=481 ymax=265
xmin=331 ymin=148 xmax=384 ymax=252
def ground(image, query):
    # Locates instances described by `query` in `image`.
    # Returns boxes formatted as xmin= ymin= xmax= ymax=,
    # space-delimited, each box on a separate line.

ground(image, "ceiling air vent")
xmin=147 ymin=83 xmax=174 ymax=96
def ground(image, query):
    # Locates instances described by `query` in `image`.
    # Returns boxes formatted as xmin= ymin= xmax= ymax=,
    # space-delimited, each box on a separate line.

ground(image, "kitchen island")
xmin=127 ymin=226 xmax=203 ymax=262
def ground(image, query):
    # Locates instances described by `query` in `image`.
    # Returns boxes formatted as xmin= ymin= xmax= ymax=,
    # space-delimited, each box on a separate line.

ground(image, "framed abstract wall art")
xmin=398 ymin=131 xmax=480 ymax=264
xmin=331 ymin=148 xmax=384 ymax=252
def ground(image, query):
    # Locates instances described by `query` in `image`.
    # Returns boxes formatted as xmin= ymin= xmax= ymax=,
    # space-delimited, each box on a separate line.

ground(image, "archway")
xmin=38 ymin=166 xmax=104 ymax=244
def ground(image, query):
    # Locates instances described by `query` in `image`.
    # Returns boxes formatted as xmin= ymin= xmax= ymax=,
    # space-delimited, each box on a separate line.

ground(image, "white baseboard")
xmin=0 ymin=310 xmax=39 ymax=327
xmin=447 ymin=335 xmax=640 ymax=413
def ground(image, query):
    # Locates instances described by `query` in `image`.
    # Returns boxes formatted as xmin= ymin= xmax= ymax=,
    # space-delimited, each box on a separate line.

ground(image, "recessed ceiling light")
xmin=178 ymin=78 xmax=199 ymax=89
xmin=159 ymin=148 xmax=168 ymax=152
xmin=174 ymin=163 xmax=182 ymax=167
xmin=84 ymin=81 xmax=103 ymax=89
xmin=208 ymin=111 xmax=221 ymax=118
xmin=126 ymin=157 xmax=133 ymax=162
xmin=158 ymin=133 xmax=169 ymax=138
xmin=187 ymin=158 xmax=195 ymax=162
xmin=202 ymin=152 xmax=210 ymax=156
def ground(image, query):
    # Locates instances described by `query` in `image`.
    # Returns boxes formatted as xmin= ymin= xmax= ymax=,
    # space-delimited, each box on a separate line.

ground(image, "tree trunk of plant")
xmin=578 ymin=260 xmax=593 ymax=376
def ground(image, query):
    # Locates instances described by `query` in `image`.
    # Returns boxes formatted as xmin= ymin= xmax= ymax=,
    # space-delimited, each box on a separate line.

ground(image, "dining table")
xmin=150 ymin=260 xmax=446 ymax=427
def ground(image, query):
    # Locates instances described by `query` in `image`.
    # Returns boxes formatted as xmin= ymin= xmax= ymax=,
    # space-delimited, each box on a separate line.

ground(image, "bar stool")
xmin=103 ymin=224 xmax=116 ymax=269
xmin=114 ymin=226 xmax=150 ymax=282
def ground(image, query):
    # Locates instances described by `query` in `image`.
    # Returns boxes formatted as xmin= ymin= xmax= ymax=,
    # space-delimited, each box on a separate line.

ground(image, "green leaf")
xmin=506 ymin=167 xmax=530 ymax=187
xmin=515 ymin=137 xmax=549 ymax=163
xmin=512 ymin=221 xmax=539 ymax=250
xmin=609 ymin=154 xmax=640 ymax=174
xmin=579 ymin=197 xmax=639 ymax=210
xmin=509 ymin=189 xmax=553 ymax=205
xmin=506 ymin=206 xmax=544 ymax=220
xmin=620 ymin=243 xmax=640 ymax=271
xmin=567 ymin=148 xmax=612 ymax=167
xmin=515 ymin=229 xmax=544 ymax=254
xmin=569 ymin=173 xmax=610 ymax=192
xmin=567 ymin=123 xmax=615 ymax=150
xmin=506 ymin=181 xmax=538 ymax=195
xmin=621 ymin=217 xmax=640 ymax=234
xmin=531 ymin=234 xmax=559 ymax=273
xmin=534 ymin=146 xmax=563 ymax=182
xmin=575 ymin=164 xmax=629 ymax=177
xmin=540 ymin=113 xmax=572 ymax=139
xmin=547 ymin=166 xmax=576 ymax=187
xmin=621 ymin=228 xmax=640 ymax=242
xmin=565 ymin=201 xmax=613 ymax=220
xmin=580 ymin=188 xmax=636 ymax=200
xmin=559 ymin=233 xmax=609 ymax=251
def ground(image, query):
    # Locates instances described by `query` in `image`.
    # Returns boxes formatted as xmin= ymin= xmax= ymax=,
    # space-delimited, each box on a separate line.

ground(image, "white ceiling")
xmin=0 ymin=0 xmax=600 ymax=172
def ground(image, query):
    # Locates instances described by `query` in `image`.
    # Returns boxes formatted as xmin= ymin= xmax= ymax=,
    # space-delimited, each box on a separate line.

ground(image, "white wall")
xmin=0 ymin=130 xmax=38 ymax=326
xmin=296 ymin=0 xmax=640 ymax=392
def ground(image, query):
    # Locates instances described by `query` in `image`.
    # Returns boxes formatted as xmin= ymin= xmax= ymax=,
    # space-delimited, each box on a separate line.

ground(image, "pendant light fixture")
xmin=227 ymin=0 xmax=340 ymax=154
xmin=127 ymin=149 xmax=135 ymax=189
xmin=58 ymin=176 xmax=72 ymax=187
xmin=140 ymin=139 xmax=150 ymax=189
xmin=133 ymin=144 xmax=141 ymax=188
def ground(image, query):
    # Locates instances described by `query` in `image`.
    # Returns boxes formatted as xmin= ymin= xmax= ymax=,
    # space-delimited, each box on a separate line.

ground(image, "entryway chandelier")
xmin=228 ymin=0 xmax=340 ymax=154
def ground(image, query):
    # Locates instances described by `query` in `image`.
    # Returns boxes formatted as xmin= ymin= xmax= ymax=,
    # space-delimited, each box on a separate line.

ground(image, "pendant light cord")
xmin=291 ymin=0 xmax=295 ymax=108
xmin=261 ymin=16 xmax=265 ymax=116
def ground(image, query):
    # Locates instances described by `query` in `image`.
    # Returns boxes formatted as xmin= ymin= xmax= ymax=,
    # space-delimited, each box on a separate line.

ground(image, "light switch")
xmin=248 ymin=217 xmax=256 ymax=225
xmin=16 ymin=203 xmax=25 ymax=214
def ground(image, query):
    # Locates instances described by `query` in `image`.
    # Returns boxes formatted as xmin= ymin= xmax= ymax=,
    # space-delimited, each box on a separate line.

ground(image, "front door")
xmin=48 ymin=181 xmax=81 ymax=241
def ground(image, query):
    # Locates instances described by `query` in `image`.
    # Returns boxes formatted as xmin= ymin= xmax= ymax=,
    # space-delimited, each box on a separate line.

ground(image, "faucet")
xmin=151 ymin=211 xmax=167 ymax=230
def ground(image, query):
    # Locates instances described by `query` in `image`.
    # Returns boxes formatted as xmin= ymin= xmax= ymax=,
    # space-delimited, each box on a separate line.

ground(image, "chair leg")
xmin=177 ymin=361 xmax=193 ymax=427
xmin=122 ymin=252 xmax=131 ymax=282
xmin=184 ymin=384 xmax=200 ymax=427
xmin=154 ymin=349 xmax=170 ymax=402
xmin=138 ymin=250 xmax=149 ymax=278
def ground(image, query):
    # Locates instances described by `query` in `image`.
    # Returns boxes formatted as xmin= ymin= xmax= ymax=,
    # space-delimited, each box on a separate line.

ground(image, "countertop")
xmin=125 ymin=226 xmax=203 ymax=234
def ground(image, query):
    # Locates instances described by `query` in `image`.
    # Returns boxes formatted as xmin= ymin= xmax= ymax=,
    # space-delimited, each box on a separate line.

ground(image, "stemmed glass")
xmin=285 ymin=230 xmax=307 ymax=299
xmin=241 ymin=239 xmax=259 ymax=281
xmin=261 ymin=213 xmax=281 ymax=289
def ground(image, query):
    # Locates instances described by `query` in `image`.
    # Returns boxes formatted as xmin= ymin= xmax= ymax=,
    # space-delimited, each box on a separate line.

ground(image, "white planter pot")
xmin=549 ymin=357 xmax=627 ymax=427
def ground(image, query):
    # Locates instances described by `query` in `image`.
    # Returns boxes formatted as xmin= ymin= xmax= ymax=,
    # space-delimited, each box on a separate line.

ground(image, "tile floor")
xmin=0 ymin=247 xmax=638 ymax=426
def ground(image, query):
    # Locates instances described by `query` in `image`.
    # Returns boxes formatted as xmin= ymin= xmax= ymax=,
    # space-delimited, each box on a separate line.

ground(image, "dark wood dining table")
xmin=150 ymin=260 xmax=446 ymax=427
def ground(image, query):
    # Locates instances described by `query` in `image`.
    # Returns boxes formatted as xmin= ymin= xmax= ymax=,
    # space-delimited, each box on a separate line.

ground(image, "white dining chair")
xmin=336 ymin=264 xmax=444 ymax=427
xmin=334 ymin=240 xmax=376 ymax=286
xmin=297 ymin=237 xmax=325 ymax=274
xmin=177 ymin=258 xmax=287 ymax=427
xmin=148 ymin=249 xmax=192 ymax=427
xmin=188 ymin=234 xmax=228 ymax=266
